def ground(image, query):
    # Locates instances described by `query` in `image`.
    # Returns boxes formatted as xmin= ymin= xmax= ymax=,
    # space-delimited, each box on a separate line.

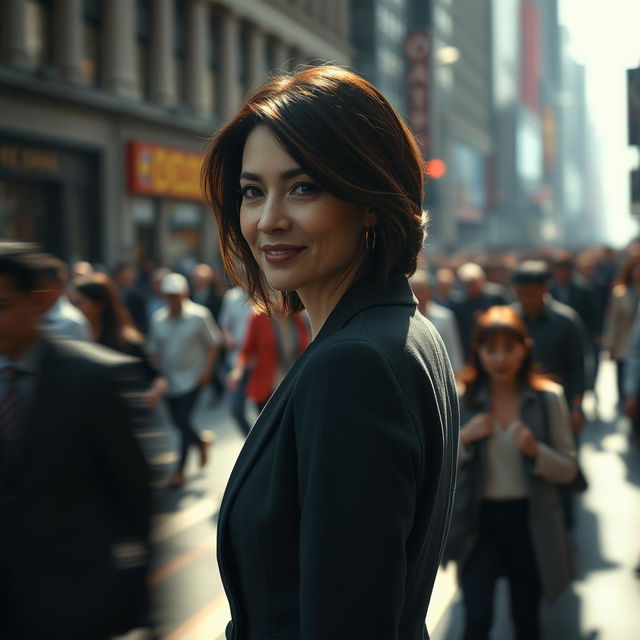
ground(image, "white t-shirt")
xmin=148 ymin=300 xmax=222 ymax=396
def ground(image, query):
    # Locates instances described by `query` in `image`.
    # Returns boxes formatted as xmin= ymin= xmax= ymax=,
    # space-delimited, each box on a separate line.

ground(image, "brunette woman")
xmin=202 ymin=65 xmax=459 ymax=640
xmin=73 ymin=273 xmax=167 ymax=406
xmin=446 ymin=306 xmax=577 ymax=640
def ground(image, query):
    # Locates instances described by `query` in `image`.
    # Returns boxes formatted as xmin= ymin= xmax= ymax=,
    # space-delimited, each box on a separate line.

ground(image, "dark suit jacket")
xmin=0 ymin=338 xmax=152 ymax=640
xmin=217 ymin=274 xmax=459 ymax=640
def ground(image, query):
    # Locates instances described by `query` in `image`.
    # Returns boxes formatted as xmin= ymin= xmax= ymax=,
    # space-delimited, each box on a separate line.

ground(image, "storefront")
xmin=0 ymin=132 xmax=102 ymax=262
xmin=127 ymin=140 xmax=218 ymax=271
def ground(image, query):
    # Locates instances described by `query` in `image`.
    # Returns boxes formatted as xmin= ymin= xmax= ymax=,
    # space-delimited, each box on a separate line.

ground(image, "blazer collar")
xmin=313 ymin=271 xmax=416 ymax=343
xmin=473 ymin=382 xmax=539 ymax=410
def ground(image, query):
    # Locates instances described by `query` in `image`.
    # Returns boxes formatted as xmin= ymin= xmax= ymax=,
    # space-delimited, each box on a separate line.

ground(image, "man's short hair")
xmin=511 ymin=260 xmax=551 ymax=286
xmin=0 ymin=242 xmax=49 ymax=293
xmin=38 ymin=255 xmax=69 ymax=286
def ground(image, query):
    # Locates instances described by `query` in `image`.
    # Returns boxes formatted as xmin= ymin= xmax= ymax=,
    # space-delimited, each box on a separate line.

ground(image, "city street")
xmin=126 ymin=358 xmax=640 ymax=640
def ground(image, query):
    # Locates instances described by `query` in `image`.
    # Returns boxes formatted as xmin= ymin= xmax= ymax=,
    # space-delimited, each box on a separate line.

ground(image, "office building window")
xmin=82 ymin=0 xmax=101 ymax=85
xmin=239 ymin=23 xmax=250 ymax=95
xmin=136 ymin=0 xmax=150 ymax=99
xmin=25 ymin=0 xmax=53 ymax=71
xmin=174 ymin=0 xmax=187 ymax=104
xmin=208 ymin=12 xmax=221 ymax=119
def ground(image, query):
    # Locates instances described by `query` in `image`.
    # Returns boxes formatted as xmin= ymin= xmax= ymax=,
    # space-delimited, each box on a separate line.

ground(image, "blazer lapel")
xmin=217 ymin=274 xmax=417 ymax=557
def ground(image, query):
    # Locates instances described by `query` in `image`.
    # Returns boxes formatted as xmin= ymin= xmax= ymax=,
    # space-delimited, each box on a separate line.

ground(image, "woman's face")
xmin=477 ymin=334 xmax=528 ymax=384
xmin=73 ymin=291 xmax=102 ymax=323
xmin=239 ymin=126 xmax=373 ymax=304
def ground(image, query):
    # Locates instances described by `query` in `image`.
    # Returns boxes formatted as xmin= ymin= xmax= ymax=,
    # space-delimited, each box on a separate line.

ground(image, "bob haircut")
xmin=460 ymin=306 xmax=552 ymax=410
xmin=202 ymin=65 xmax=427 ymax=315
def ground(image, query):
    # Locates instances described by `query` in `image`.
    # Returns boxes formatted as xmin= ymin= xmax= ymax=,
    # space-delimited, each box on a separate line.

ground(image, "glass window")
xmin=82 ymin=0 xmax=101 ymax=85
xmin=239 ymin=24 xmax=250 ymax=95
xmin=25 ymin=0 xmax=53 ymax=70
xmin=136 ymin=0 xmax=150 ymax=99
xmin=167 ymin=202 xmax=204 ymax=271
xmin=174 ymin=0 xmax=187 ymax=104
xmin=208 ymin=12 xmax=221 ymax=119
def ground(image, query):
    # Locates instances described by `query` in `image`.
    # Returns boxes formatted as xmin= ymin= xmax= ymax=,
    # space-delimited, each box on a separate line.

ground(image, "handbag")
xmin=539 ymin=391 xmax=588 ymax=493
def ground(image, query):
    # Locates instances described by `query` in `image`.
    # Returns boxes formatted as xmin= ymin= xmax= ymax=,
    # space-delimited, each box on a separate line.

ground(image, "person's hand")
xmin=226 ymin=367 xmax=243 ymax=391
xmin=513 ymin=421 xmax=539 ymax=458
xmin=142 ymin=388 xmax=163 ymax=407
xmin=570 ymin=408 xmax=585 ymax=435
xmin=624 ymin=396 xmax=638 ymax=421
xmin=460 ymin=413 xmax=492 ymax=447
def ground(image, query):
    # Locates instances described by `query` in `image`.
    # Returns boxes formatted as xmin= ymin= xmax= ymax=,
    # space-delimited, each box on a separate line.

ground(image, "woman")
xmin=73 ymin=273 xmax=167 ymax=407
xmin=202 ymin=66 xmax=459 ymax=640
xmin=227 ymin=309 xmax=309 ymax=419
xmin=445 ymin=306 xmax=577 ymax=640
xmin=602 ymin=252 xmax=640 ymax=405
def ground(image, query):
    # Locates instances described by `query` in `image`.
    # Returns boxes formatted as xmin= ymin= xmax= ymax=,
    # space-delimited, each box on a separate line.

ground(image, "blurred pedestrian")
xmin=445 ymin=306 xmax=577 ymax=640
xmin=550 ymin=251 xmax=599 ymax=392
xmin=433 ymin=267 xmax=457 ymax=308
xmin=602 ymin=253 xmax=640 ymax=406
xmin=113 ymin=261 xmax=148 ymax=335
xmin=227 ymin=309 xmax=309 ymax=415
xmin=148 ymin=272 xmax=222 ymax=488
xmin=410 ymin=269 xmax=464 ymax=372
xmin=452 ymin=262 xmax=508 ymax=360
xmin=218 ymin=285 xmax=254 ymax=435
xmin=0 ymin=243 xmax=152 ymax=639
xmin=202 ymin=66 xmax=459 ymax=639
xmin=71 ymin=260 xmax=94 ymax=279
xmin=190 ymin=263 xmax=227 ymax=401
xmin=73 ymin=273 xmax=167 ymax=407
xmin=512 ymin=260 xmax=587 ymax=434
xmin=39 ymin=255 xmax=90 ymax=341
xmin=146 ymin=266 xmax=171 ymax=323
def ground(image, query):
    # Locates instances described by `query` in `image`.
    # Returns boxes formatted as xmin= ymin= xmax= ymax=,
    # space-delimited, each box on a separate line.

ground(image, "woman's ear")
xmin=363 ymin=208 xmax=378 ymax=227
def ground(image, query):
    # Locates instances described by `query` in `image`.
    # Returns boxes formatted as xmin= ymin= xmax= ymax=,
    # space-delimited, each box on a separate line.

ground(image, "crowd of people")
xmin=13 ymin=236 xmax=640 ymax=638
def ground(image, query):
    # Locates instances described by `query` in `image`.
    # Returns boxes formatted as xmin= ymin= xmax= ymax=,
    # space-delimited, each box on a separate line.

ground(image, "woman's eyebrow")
xmin=240 ymin=168 xmax=306 ymax=181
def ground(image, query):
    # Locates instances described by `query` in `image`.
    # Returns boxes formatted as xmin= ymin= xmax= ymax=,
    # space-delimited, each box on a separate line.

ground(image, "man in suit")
xmin=0 ymin=243 xmax=152 ymax=640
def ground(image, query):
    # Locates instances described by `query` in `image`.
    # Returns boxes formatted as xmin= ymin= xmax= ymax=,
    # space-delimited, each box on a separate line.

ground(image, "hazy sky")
xmin=559 ymin=0 xmax=640 ymax=246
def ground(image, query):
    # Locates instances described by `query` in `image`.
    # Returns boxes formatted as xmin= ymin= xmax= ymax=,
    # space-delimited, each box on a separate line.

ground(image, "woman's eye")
xmin=241 ymin=185 xmax=263 ymax=199
xmin=291 ymin=182 xmax=320 ymax=196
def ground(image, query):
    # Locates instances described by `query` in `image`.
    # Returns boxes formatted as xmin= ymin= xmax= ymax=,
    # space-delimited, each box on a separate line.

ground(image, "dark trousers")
xmin=616 ymin=359 xmax=626 ymax=406
xmin=166 ymin=387 xmax=203 ymax=472
xmin=229 ymin=368 xmax=252 ymax=436
xmin=461 ymin=499 xmax=542 ymax=640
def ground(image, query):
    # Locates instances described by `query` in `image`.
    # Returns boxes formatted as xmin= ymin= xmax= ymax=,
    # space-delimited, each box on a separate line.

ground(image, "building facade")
xmin=0 ymin=0 xmax=351 ymax=268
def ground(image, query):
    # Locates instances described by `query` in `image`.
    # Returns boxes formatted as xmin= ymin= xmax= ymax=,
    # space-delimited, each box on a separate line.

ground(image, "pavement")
xmin=120 ymin=358 xmax=640 ymax=640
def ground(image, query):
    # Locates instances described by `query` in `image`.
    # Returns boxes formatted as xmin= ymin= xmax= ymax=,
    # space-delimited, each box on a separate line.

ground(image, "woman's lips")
xmin=262 ymin=245 xmax=306 ymax=264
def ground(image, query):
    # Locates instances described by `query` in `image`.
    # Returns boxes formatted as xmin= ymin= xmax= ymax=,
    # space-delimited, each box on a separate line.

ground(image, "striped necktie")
xmin=0 ymin=366 xmax=20 ymax=441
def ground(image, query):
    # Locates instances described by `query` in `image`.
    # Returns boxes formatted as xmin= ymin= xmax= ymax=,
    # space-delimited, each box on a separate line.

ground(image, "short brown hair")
xmin=202 ymin=65 xmax=427 ymax=314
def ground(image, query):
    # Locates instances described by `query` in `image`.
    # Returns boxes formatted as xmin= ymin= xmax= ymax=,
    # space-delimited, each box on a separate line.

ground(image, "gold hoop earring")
xmin=364 ymin=226 xmax=377 ymax=251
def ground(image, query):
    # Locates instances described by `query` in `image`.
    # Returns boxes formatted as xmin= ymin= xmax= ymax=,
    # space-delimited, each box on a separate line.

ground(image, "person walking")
xmin=445 ymin=306 xmax=577 ymax=640
xmin=202 ymin=65 xmax=459 ymax=640
xmin=148 ymin=272 xmax=222 ymax=488
xmin=218 ymin=285 xmax=254 ymax=435
xmin=410 ymin=269 xmax=464 ymax=373
xmin=0 ymin=243 xmax=151 ymax=639
xmin=227 ymin=309 xmax=309 ymax=416
xmin=73 ymin=272 xmax=167 ymax=408
xmin=602 ymin=253 xmax=640 ymax=406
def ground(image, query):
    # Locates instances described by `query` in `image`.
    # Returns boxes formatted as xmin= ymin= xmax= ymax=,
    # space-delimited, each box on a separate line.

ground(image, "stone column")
xmin=103 ymin=0 xmax=138 ymax=98
xmin=1 ymin=0 xmax=29 ymax=68
xmin=219 ymin=9 xmax=242 ymax=120
xmin=273 ymin=40 xmax=291 ymax=73
xmin=186 ymin=0 xmax=210 ymax=117
xmin=149 ymin=0 xmax=176 ymax=106
xmin=247 ymin=25 xmax=268 ymax=91
xmin=54 ymin=0 xmax=84 ymax=83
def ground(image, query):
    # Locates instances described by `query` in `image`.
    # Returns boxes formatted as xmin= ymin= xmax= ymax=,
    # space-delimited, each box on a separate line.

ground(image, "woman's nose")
xmin=257 ymin=197 xmax=291 ymax=233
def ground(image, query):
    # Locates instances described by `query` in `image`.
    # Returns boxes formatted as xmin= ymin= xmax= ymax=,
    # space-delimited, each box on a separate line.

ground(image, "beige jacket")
xmin=603 ymin=285 xmax=639 ymax=359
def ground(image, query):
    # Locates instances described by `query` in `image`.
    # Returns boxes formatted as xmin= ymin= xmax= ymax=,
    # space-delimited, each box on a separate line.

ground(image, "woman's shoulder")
xmin=531 ymin=379 xmax=564 ymax=403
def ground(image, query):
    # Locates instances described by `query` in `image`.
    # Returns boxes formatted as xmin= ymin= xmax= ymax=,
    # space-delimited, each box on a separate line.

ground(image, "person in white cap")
xmin=148 ymin=272 xmax=222 ymax=488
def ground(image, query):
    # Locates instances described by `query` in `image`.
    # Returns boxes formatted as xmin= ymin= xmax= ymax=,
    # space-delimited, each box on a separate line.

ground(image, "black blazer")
xmin=218 ymin=274 xmax=459 ymax=640
xmin=0 ymin=338 xmax=152 ymax=639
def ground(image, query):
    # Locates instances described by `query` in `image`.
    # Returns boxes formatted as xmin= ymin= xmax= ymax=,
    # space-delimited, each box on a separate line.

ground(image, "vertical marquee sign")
xmin=405 ymin=30 xmax=431 ymax=161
